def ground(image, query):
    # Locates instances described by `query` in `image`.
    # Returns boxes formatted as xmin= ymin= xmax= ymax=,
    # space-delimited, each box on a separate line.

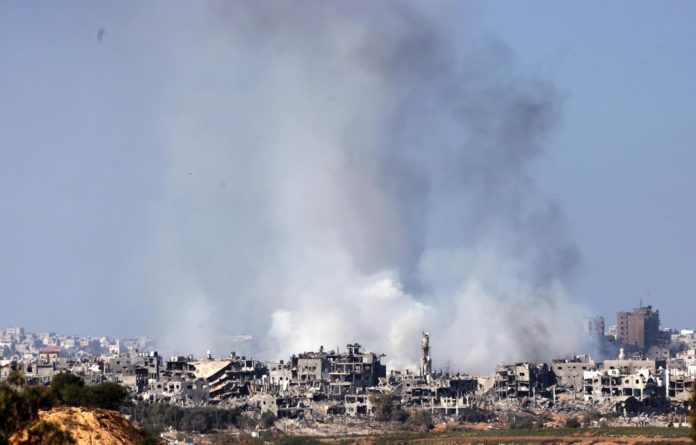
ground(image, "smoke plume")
xmin=134 ymin=1 xmax=589 ymax=373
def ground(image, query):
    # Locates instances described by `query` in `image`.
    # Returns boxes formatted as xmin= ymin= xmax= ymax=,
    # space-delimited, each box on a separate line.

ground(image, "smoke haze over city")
xmin=132 ymin=1 xmax=589 ymax=372
xmin=2 ymin=1 xmax=695 ymax=373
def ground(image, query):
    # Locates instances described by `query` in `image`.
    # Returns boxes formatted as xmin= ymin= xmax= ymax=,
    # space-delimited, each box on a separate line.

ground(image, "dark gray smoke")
xmin=134 ymin=1 xmax=589 ymax=372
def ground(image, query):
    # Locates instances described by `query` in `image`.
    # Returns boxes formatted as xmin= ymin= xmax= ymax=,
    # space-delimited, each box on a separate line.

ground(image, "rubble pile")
xmin=1 ymin=317 xmax=695 ymax=433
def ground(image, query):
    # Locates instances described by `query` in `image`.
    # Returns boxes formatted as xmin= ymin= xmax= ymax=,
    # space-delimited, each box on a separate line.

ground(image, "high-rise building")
xmin=583 ymin=316 xmax=606 ymax=342
xmin=616 ymin=304 xmax=660 ymax=350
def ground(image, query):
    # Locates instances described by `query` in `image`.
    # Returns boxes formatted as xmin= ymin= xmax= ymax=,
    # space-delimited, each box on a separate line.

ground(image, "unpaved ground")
xmin=11 ymin=407 xmax=145 ymax=445
xmin=413 ymin=433 xmax=691 ymax=444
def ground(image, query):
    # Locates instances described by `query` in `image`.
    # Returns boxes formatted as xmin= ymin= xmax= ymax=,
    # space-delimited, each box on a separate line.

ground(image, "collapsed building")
xmin=141 ymin=351 xmax=268 ymax=405
xmin=493 ymin=363 xmax=556 ymax=398
xmin=3 ymin=324 xmax=694 ymax=421
xmin=385 ymin=333 xmax=480 ymax=416
xmin=256 ymin=343 xmax=387 ymax=418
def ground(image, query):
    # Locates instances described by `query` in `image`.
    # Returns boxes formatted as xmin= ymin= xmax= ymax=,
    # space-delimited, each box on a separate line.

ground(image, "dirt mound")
xmin=11 ymin=407 xmax=146 ymax=445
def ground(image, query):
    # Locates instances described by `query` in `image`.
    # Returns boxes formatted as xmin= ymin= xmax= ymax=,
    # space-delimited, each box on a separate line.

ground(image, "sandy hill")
xmin=11 ymin=407 xmax=147 ymax=445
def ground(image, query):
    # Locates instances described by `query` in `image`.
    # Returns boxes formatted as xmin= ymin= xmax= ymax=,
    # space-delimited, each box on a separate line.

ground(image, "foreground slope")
xmin=11 ymin=407 xmax=146 ymax=445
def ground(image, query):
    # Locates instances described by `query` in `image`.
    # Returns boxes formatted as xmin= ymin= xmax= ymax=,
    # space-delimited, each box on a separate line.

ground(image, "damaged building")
xmin=493 ymin=362 xmax=556 ymax=398
xmin=4 ymin=319 xmax=695 ymax=423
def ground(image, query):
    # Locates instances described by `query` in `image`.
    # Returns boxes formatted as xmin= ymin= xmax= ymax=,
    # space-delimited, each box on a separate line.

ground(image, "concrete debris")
xmin=1 ymin=317 xmax=695 ymax=433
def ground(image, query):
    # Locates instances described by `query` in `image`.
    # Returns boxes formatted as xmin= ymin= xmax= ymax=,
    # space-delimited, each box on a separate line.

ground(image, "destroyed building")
xmin=583 ymin=367 xmax=661 ymax=404
xmin=104 ymin=355 xmax=148 ymax=392
xmin=493 ymin=362 xmax=556 ymax=398
xmin=326 ymin=343 xmax=386 ymax=397
xmin=551 ymin=355 xmax=596 ymax=390
xmin=3 ymin=322 xmax=695 ymax=422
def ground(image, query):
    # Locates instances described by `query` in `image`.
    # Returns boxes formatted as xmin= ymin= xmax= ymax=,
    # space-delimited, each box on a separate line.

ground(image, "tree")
xmin=51 ymin=373 xmax=128 ymax=411
xmin=260 ymin=411 xmax=277 ymax=428
xmin=50 ymin=373 xmax=86 ymax=407
xmin=405 ymin=410 xmax=434 ymax=432
xmin=565 ymin=417 xmax=581 ymax=429
xmin=370 ymin=392 xmax=397 ymax=420
xmin=0 ymin=371 xmax=74 ymax=445
xmin=181 ymin=411 xmax=210 ymax=433
xmin=86 ymin=382 xmax=128 ymax=411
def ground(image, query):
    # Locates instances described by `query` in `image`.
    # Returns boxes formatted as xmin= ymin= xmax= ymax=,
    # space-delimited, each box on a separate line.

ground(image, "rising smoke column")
xmin=135 ymin=1 xmax=589 ymax=372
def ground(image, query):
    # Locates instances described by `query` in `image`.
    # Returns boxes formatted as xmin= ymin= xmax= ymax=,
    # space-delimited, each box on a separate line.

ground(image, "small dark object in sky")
xmin=97 ymin=29 xmax=105 ymax=42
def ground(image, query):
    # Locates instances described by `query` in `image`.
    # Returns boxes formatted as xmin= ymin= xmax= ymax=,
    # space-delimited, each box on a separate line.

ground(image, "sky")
xmin=473 ymin=1 xmax=696 ymax=329
xmin=1 ymin=1 xmax=694 ymax=364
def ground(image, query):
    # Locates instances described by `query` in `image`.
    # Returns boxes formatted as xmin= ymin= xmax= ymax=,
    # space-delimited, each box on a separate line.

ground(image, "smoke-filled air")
xmin=135 ymin=1 xmax=590 ymax=373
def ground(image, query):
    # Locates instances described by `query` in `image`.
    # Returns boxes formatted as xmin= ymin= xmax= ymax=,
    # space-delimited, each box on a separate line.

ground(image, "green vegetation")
xmin=507 ymin=416 xmax=534 ymax=429
xmin=276 ymin=438 xmax=323 ymax=445
xmin=564 ymin=416 xmax=581 ymax=428
xmin=457 ymin=407 xmax=496 ymax=423
xmin=0 ymin=371 xmax=132 ymax=444
xmin=85 ymin=381 xmax=129 ymax=410
xmin=0 ymin=372 xmax=74 ymax=445
xmin=370 ymin=393 xmax=400 ymax=421
xmin=127 ymin=402 xmax=244 ymax=433
xmin=350 ymin=425 xmax=691 ymax=445
xmin=50 ymin=373 xmax=128 ymax=411
xmin=138 ymin=425 xmax=161 ymax=445
xmin=260 ymin=411 xmax=277 ymax=428
xmin=404 ymin=410 xmax=434 ymax=432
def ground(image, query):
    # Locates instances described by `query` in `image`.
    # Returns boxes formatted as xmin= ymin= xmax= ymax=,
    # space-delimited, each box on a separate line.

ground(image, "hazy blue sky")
xmin=1 ymin=1 xmax=694 ymax=342
xmin=475 ymin=1 xmax=696 ymax=329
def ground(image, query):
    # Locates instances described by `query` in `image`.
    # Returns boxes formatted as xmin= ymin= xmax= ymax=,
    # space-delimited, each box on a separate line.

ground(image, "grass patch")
xmin=326 ymin=426 xmax=690 ymax=444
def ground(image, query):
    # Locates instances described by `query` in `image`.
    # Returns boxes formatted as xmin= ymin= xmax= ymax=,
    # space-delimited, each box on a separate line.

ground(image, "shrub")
xmin=458 ymin=407 xmax=494 ymax=423
xmin=139 ymin=426 xmax=162 ymax=445
xmin=0 ymin=371 xmax=74 ymax=444
xmin=565 ymin=416 xmax=581 ymax=428
xmin=260 ymin=411 xmax=277 ymax=428
xmin=405 ymin=410 xmax=434 ymax=432
xmin=51 ymin=373 xmax=128 ymax=411
xmin=277 ymin=438 xmax=322 ymax=445
xmin=370 ymin=392 xmax=395 ymax=420
xmin=126 ymin=402 xmax=243 ymax=433
xmin=50 ymin=372 xmax=86 ymax=406
xmin=508 ymin=416 xmax=534 ymax=429
xmin=238 ymin=413 xmax=257 ymax=430
xmin=85 ymin=382 xmax=128 ymax=411
xmin=391 ymin=408 xmax=409 ymax=423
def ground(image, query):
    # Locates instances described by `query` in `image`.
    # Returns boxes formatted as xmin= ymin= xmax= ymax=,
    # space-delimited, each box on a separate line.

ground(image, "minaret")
xmin=420 ymin=331 xmax=432 ymax=377
xmin=665 ymin=359 xmax=669 ymax=399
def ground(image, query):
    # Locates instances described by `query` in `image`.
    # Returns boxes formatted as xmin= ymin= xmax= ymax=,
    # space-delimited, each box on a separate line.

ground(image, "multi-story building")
xmin=326 ymin=343 xmax=386 ymax=397
xmin=616 ymin=304 xmax=661 ymax=350
xmin=493 ymin=363 xmax=556 ymax=398
xmin=583 ymin=316 xmax=605 ymax=343
xmin=552 ymin=355 xmax=596 ymax=390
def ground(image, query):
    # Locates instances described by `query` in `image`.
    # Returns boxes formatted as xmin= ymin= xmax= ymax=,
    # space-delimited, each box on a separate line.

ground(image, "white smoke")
xmin=133 ymin=1 xmax=590 ymax=372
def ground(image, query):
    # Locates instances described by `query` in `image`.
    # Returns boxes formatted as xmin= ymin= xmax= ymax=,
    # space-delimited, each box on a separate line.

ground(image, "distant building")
xmin=583 ymin=316 xmax=606 ymax=343
xmin=616 ymin=304 xmax=660 ymax=350
xmin=38 ymin=345 xmax=60 ymax=364
xmin=4 ymin=327 xmax=24 ymax=337
xmin=493 ymin=362 xmax=556 ymax=398
xmin=313 ymin=343 xmax=386 ymax=397
xmin=552 ymin=355 xmax=596 ymax=390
